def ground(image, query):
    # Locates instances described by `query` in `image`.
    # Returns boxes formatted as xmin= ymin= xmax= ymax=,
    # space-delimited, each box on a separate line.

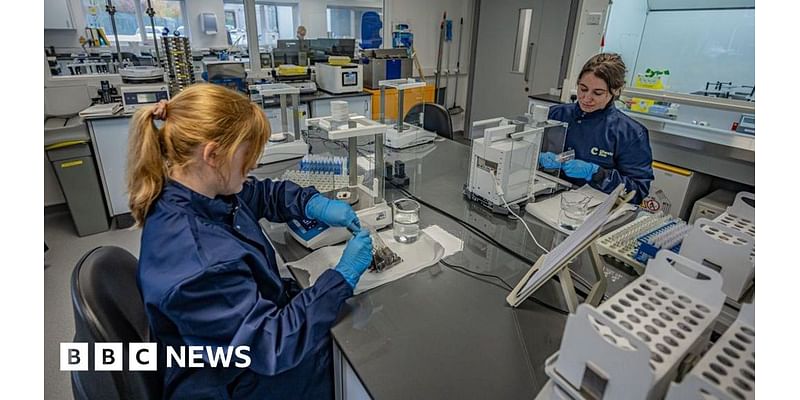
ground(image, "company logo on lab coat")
xmin=590 ymin=147 xmax=614 ymax=158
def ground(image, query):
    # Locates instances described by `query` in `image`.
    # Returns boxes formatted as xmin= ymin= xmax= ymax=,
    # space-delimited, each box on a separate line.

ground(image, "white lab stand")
xmin=252 ymin=83 xmax=310 ymax=165
xmin=311 ymin=96 xmax=371 ymax=119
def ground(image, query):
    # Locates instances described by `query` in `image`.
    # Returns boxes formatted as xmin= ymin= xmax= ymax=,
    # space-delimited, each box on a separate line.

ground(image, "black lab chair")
xmin=70 ymin=246 xmax=162 ymax=400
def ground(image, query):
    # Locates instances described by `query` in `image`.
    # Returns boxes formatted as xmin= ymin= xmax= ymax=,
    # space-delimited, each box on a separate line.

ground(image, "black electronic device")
xmin=100 ymin=80 xmax=112 ymax=104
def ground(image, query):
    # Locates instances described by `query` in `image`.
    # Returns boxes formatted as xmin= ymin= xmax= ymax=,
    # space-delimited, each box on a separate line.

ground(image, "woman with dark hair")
xmin=540 ymin=53 xmax=654 ymax=204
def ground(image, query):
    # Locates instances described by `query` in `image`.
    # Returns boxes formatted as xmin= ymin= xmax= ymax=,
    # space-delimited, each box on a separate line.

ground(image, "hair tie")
xmin=152 ymin=100 xmax=169 ymax=121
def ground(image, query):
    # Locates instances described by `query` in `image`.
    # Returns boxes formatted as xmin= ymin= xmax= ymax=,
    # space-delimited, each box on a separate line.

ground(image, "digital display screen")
xmin=342 ymin=71 xmax=357 ymax=86
xmin=137 ymin=93 xmax=157 ymax=103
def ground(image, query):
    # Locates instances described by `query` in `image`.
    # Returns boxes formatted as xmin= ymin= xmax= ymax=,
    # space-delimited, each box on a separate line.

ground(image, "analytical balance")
xmin=119 ymin=66 xmax=169 ymax=114
xmin=465 ymin=116 xmax=568 ymax=214
xmin=250 ymin=83 xmax=310 ymax=165
xmin=288 ymin=111 xmax=393 ymax=249
xmin=379 ymin=78 xmax=438 ymax=149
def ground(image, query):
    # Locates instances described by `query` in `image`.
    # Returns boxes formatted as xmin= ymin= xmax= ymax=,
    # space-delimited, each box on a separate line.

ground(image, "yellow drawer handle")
xmin=61 ymin=160 xmax=84 ymax=168
xmin=652 ymin=161 xmax=691 ymax=176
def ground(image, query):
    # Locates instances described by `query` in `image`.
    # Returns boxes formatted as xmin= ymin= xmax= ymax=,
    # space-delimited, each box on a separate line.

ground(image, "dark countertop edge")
xmin=82 ymin=113 xmax=133 ymax=120
xmin=528 ymin=93 xmax=563 ymax=103
xmin=257 ymin=90 xmax=372 ymax=106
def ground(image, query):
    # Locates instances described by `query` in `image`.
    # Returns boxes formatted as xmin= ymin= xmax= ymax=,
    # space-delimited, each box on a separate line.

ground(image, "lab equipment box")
xmin=642 ymin=161 xmax=711 ymax=220
xmin=688 ymin=188 xmax=736 ymax=224
xmin=361 ymin=49 xmax=413 ymax=89
xmin=47 ymin=143 xmax=109 ymax=236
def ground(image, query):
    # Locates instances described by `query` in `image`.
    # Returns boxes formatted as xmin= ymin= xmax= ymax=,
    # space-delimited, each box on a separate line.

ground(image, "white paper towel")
xmin=288 ymin=225 xmax=463 ymax=294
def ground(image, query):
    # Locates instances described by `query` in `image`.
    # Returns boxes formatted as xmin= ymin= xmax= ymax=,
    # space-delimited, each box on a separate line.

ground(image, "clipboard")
xmin=506 ymin=184 xmax=635 ymax=310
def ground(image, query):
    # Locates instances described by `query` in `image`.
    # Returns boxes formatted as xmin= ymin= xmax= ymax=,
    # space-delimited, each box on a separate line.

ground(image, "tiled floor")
xmin=44 ymin=207 xmax=143 ymax=400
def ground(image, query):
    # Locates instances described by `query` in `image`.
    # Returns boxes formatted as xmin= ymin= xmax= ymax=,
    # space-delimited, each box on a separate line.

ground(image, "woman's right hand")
xmin=334 ymin=230 xmax=374 ymax=288
xmin=538 ymin=152 xmax=562 ymax=170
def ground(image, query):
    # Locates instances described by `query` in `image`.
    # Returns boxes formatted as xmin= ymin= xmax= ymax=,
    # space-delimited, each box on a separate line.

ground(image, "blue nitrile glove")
xmin=305 ymin=194 xmax=361 ymax=232
xmin=538 ymin=152 xmax=561 ymax=169
xmin=562 ymin=159 xmax=600 ymax=181
xmin=335 ymin=230 xmax=374 ymax=288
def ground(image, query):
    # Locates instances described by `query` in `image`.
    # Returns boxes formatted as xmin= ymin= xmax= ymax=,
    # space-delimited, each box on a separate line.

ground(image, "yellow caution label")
xmin=653 ymin=161 xmax=691 ymax=176
xmin=61 ymin=160 xmax=84 ymax=168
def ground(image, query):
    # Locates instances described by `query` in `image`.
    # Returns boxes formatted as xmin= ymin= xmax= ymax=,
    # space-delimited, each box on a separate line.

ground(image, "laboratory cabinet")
xmin=44 ymin=0 xmax=75 ymax=29
xmin=87 ymin=116 xmax=133 ymax=218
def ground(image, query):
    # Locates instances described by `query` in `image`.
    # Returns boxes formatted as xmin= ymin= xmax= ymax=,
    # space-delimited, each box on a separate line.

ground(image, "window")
xmin=225 ymin=10 xmax=237 ymax=28
xmin=605 ymin=2 xmax=754 ymax=99
xmin=326 ymin=6 xmax=382 ymax=46
xmin=224 ymin=1 xmax=297 ymax=50
xmin=145 ymin=0 xmax=186 ymax=38
xmin=81 ymin=0 xmax=186 ymax=45
xmin=82 ymin=0 xmax=140 ymax=43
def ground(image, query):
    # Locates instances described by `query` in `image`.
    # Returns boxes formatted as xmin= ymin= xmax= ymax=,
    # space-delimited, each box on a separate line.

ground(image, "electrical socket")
xmin=586 ymin=12 xmax=603 ymax=26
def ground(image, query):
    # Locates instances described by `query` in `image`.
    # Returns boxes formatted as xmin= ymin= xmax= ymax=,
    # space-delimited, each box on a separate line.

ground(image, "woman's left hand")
xmin=562 ymin=159 xmax=600 ymax=181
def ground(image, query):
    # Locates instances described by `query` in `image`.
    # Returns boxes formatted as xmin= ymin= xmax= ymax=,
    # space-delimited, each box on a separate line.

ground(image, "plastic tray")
xmin=665 ymin=303 xmax=754 ymax=400
xmin=543 ymin=251 xmax=726 ymax=400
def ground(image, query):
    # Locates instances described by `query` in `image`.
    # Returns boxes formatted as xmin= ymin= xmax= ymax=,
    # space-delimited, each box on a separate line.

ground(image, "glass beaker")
xmin=392 ymin=198 xmax=420 ymax=243
xmin=559 ymin=191 xmax=591 ymax=230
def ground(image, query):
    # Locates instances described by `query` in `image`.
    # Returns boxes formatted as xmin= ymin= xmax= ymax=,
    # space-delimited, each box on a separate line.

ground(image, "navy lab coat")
xmin=137 ymin=178 xmax=353 ymax=399
xmin=549 ymin=102 xmax=654 ymax=204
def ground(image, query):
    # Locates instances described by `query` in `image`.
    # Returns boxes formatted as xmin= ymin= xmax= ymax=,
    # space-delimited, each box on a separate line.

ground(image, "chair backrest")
xmin=70 ymin=246 xmax=162 ymax=400
xmin=404 ymin=102 xmax=454 ymax=140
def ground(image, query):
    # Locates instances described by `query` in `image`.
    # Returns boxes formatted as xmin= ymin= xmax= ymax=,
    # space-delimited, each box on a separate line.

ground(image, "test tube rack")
xmin=280 ymin=170 xmax=363 ymax=193
xmin=679 ymin=218 xmax=754 ymax=302
xmin=596 ymin=213 xmax=679 ymax=274
xmin=159 ymin=36 xmax=195 ymax=95
xmin=712 ymin=191 xmax=755 ymax=244
xmin=633 ymin=220 xmax=691 ymax=264
xmin=540 ymin=251 xmax=726 ymax=400
xmin=665 ymin=302 xmax=754 ymax=400
xmin=299 ymin=155 xmax=349 ymax=175
xmin=676 ymin=192 xmax=755 ymax=302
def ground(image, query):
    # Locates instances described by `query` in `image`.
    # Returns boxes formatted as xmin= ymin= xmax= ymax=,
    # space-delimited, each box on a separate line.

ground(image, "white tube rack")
xmin=665 ymin=302 xmax=755 ymax=400
xmin=280 ymin=170 xmax=363 ymax=193
xmin=540 ymin=251 xmax=726 ymax=400
xmin=680 ymin=218 xmax=754 ymax=301
xmin=712 ymin=192 xmax=755 ymax=258
xmin=596 ymin=213 xmax=678 ymax=273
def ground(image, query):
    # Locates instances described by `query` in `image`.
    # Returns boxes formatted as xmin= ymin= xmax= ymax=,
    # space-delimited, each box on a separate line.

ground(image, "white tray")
xmin=288 ymin=228 xmax=445 ymax=295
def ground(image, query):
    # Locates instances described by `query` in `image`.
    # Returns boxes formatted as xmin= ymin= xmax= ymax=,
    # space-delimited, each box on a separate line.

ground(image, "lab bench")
xmin=252 ymin=138 xmax=645 ymax=399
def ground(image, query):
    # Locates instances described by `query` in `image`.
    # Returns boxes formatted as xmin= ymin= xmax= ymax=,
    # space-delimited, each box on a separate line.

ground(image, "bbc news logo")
xmin=60 ymin=343 xmax=251 ymax=371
